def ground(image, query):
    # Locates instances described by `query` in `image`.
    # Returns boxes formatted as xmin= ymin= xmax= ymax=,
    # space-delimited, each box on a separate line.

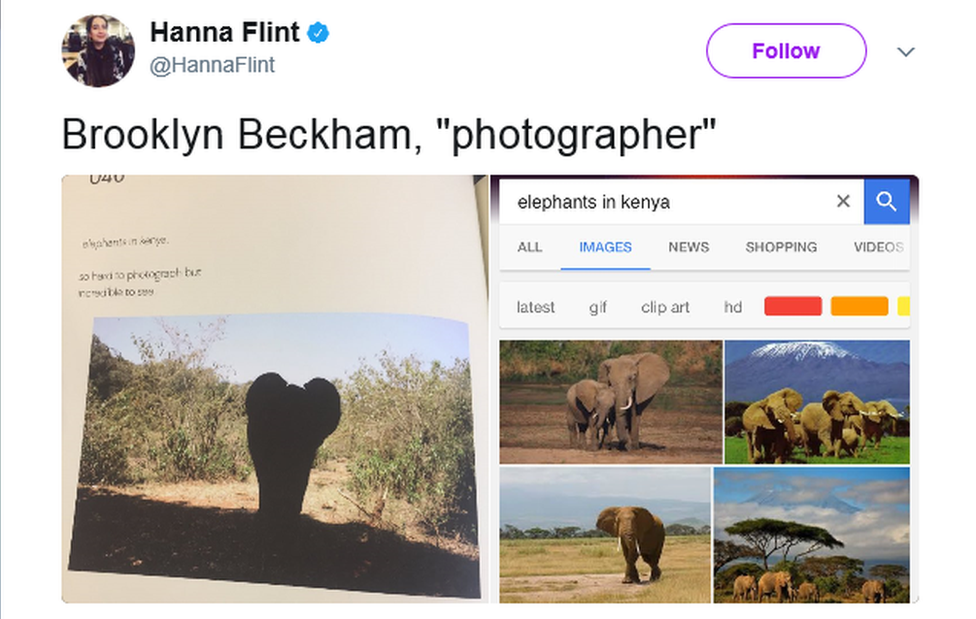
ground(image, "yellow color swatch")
xmin=897 ymin=296 xmax=910 ymax=316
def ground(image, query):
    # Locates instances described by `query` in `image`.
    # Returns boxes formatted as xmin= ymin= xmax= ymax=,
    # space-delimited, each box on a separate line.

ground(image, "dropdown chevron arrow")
xmin=898 ymin=47 xmax=915 ymax=57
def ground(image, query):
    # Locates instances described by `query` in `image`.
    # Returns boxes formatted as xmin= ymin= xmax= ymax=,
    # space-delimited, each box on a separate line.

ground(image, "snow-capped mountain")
xmin=726 ymin=341 xmax=909 ymax=406
xmin=750 ymin=341 xmax=857 ymax=362
xmin=745 ymin=488 xmax=861 ymax=515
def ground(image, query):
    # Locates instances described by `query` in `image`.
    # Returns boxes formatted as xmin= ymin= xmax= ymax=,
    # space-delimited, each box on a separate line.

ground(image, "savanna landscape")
xmin=500 ymin=341 xmax=723 ymax=464
xmin=68 ymin=317 xmax=479 ymax=599
xmin=714 ymin=468 xmax=910 ymax=604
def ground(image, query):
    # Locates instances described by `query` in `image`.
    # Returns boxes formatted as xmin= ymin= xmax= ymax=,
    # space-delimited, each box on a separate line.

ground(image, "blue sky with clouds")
xmin=715 ymin=467 xmax=910 ymax=562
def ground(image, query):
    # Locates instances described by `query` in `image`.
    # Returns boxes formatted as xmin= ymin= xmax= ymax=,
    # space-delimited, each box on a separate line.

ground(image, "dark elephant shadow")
xmin=605 ymin=441 xmax=666 ymax=452
xmin=68 ymin=486 xmax=480 ymax=599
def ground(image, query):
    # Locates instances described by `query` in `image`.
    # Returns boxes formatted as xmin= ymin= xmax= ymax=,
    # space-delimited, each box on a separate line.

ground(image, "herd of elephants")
xmin=732 ymin=572 xmax=888 ymax=603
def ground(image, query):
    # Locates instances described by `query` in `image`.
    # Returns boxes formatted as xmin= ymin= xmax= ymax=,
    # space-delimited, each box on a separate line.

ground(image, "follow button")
xmin=707 ymin=23 xmax=867 ymax=78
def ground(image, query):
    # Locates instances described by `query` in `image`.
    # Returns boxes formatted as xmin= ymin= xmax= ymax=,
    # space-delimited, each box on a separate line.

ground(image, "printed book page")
xmin=62 ymin=175 xmax=487 ymax=601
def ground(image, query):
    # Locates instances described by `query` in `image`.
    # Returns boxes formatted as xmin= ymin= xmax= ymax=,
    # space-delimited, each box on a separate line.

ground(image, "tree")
xmin=500 ymin=525 xmax=525 ymax=540
xmin=340 ymin=353 xmax=476 ymax=541
xmin=666 ymin=523 xmax=698 ymax=536
xmin=870 ymin=564 xmax=908 ymax=581
xmin=553 ymin=526 xmax=581 ymax=539
xmin=801 ymin=555 xmax=864 ymax=580
xmin=713 ymin=539 xmax=761 ymax=574
xmin=725 ymin=518 xmax=844 ymax=570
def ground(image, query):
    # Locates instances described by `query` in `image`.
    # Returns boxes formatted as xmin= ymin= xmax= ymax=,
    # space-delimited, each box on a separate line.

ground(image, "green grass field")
xmin=500 ymin=535 xmax=711 ymax=603
xmin=724 ymin=436 xmax=909 ymax=464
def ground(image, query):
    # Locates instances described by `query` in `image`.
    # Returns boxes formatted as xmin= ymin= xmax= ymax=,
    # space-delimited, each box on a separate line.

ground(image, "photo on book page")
xmin=61 ymin=176 xmax=487 ymax=601
xmin=67 ymin=313 xmax=479 ymax=599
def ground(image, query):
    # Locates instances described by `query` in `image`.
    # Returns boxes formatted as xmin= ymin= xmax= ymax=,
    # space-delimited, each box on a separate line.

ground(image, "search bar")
xmin=498 ymin=178 xmax=870 ymax=225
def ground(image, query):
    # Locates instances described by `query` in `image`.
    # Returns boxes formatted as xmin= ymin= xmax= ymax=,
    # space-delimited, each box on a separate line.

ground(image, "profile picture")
xmin=63 ymin=15 xmax=135 ymax=87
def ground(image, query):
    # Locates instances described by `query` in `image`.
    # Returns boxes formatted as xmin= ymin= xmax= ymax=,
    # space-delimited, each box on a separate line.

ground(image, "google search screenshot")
xmin=0 ymin=1 xmax=968 ymax=614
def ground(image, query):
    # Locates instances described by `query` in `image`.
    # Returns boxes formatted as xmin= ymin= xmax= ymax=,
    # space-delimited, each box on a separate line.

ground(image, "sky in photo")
xmin=715 ymin=467 xmax=909 ymax=562
xmin=501 ymin=466 xmax=711 ymax=504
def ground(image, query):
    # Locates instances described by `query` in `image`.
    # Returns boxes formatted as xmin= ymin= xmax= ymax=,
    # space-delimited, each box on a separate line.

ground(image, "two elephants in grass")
xmin=566 ymin=352 xmax=670 ymax=451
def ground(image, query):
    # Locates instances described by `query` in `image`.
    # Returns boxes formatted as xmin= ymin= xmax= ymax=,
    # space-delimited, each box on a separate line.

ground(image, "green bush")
xmin=80 ymin=322 xmax=251 ymax=485
xmin=815 ymin=576 xmax=840 ymax=594
xmin=78 ymin=397 xmax=132 ymax=485
xmin=337 ymin=352 xmax=476 ymax=541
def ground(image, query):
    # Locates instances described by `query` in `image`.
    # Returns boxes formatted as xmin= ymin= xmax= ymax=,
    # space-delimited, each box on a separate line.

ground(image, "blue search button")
xmin=864 ymin=179 xmax=910 ymax=225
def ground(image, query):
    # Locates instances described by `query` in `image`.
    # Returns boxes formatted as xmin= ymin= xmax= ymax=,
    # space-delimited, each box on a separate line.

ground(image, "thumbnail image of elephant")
xmin=500 ymin=340 xmax=723 ymax=464
xmin=499 ymin=467 xmax=712 ymax=603
xmin=724 ymin=340 xmax=910 ymax=465
xmin=66 ymin=313 xmax=480 ymax=600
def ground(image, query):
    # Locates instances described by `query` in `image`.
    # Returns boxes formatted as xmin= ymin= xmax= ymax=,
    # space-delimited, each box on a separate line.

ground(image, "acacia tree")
xmin=725 ymin=518 xmax=843 ymax=570
xmin=802 ymin=555 xmax=864 ymax=579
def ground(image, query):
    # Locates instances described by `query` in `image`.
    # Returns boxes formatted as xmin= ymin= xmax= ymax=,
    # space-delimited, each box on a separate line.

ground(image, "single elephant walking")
xmin=596 ymin=506 xmax=665 ymax=584
xmin=733 ymin=574 xmax=758 ymax=602
xmin=797 ymin=581 xmax=820 ymax=602
xmin=757 ymin=571 xmax=793 ymax=602
xmin=862 ymin=579 xmax=886 ymax=603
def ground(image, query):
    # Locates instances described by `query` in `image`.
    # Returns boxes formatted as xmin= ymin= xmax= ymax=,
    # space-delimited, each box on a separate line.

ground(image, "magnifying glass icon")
xmin=876 ymin=191 xmax=896 ymax=212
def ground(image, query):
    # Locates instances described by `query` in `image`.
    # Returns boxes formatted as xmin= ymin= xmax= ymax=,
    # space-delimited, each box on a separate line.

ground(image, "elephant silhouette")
xmin=245 ymin=372 xmax=341 ymax=531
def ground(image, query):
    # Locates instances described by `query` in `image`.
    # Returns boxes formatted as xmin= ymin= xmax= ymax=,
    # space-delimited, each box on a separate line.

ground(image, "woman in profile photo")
xmin=73 ymin=15 xmax=133 ymax=87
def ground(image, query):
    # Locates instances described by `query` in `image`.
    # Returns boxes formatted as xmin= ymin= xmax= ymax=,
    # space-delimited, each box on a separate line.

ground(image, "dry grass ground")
xmin=501 ymin=384 xmax=722 ymax=464
xmin=500 ymin=536 xmax=710 ymax=603
xmin=68 ymin=459 xmax=479 ymax=598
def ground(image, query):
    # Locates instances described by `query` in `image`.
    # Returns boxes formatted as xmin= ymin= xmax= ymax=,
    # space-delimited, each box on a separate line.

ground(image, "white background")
xmin=2 ymin=1 xmax=970 ymax=617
